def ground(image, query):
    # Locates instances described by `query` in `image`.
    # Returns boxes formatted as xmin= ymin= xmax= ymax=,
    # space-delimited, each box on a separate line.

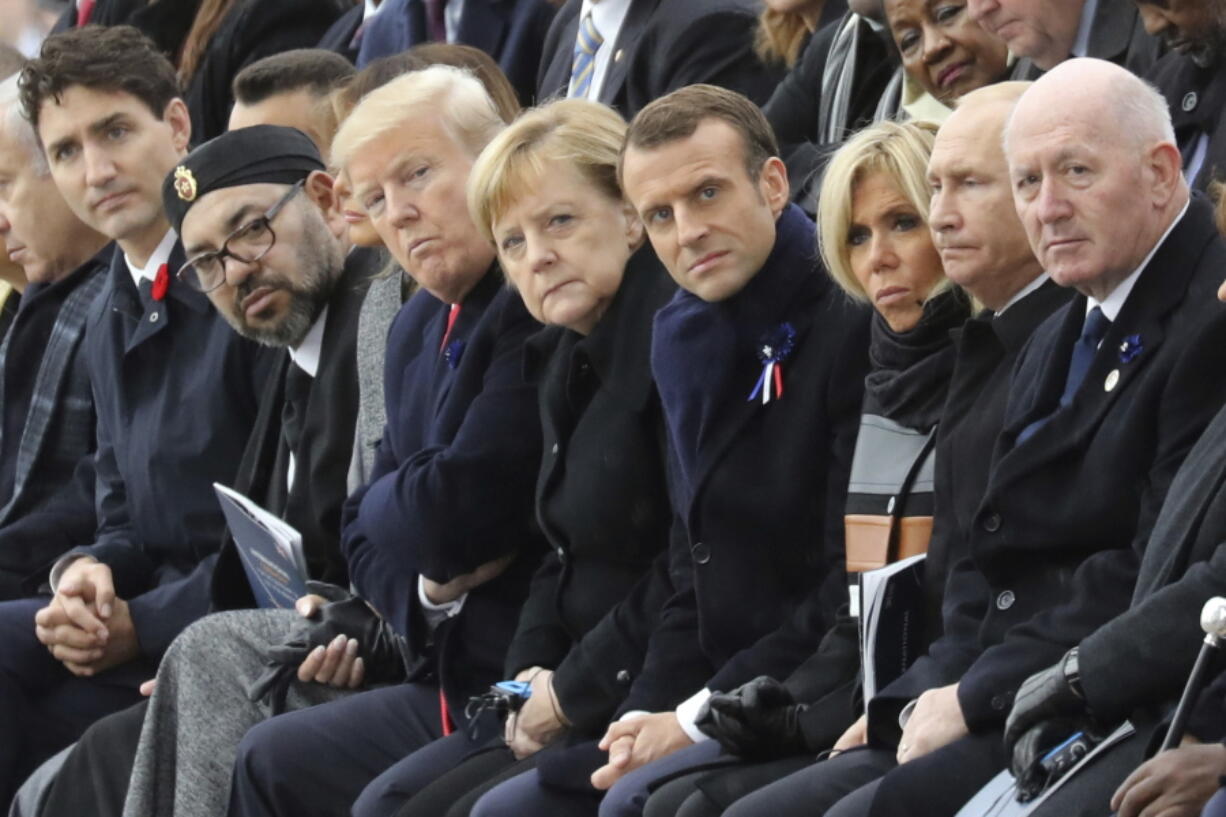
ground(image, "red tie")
xmin=438 ymin=303 xmax=461 ymax=352
xmin=439 ymin=689 xmax=454 ymax=736
xmin=76 ymin=0 xmax=95 ymax=26
xmin=151 ymin=263 xmax=169 ymax=301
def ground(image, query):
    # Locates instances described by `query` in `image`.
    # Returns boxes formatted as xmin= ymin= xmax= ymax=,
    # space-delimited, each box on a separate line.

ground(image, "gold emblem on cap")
xmin=173 ymin=166 xmax=197 ymax=202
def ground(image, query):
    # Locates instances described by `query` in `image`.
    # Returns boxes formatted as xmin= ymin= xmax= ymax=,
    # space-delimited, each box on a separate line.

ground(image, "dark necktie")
xmin=1017 ymin=306 xmax=1111 ymax=444
xmin=424 ymin=0 xmax=448 ymax=42
xmin=281 ymin=363 xmax=313 ymax=461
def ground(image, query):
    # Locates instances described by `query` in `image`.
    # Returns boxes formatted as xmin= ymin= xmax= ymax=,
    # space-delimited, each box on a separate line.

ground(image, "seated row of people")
xmin=6 ymin=10 xmax=1226 ymax=817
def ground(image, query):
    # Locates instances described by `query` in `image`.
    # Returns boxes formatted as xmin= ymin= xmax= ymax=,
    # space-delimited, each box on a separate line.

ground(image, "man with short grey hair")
xmin=967 ymin=0 xmax=1159 ymax=74
xmin=0 ymin=73 xmax=109 ymax=600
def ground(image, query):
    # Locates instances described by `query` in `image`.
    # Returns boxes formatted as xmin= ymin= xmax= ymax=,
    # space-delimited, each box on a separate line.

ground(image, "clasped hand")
xmin=34 ymin=557 xmax=138 ymax=676
xmin=591 ymin=712 xmax=694 ymax=790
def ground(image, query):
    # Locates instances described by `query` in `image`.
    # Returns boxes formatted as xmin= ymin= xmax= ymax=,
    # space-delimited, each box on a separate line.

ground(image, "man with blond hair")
xmin=224 ymin=65 xmax=545 ymax=817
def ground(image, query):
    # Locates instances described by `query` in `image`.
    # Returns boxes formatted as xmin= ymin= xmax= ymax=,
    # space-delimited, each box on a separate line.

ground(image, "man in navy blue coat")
xmin=226 ymin=65 xmax=545 ymax=817
xmin=0 ymin=26 xmax=275 ymax=805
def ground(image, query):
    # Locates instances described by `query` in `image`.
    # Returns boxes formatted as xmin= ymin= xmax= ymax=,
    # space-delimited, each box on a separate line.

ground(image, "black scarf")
xmin=862 ymin=286 xmax=970 ymax=430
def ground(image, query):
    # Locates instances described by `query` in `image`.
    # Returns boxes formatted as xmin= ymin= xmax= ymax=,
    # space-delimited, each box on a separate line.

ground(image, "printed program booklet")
xmin=213 ymin=483 xmax=308 ymax=609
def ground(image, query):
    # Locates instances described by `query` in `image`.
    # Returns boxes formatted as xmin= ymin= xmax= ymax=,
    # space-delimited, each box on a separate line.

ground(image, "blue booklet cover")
xmin=213 ymin=483 xmax=309 ymax=609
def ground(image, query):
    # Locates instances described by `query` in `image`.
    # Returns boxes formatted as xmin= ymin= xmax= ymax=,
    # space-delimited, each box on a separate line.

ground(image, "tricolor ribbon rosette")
xmin=748 ymin=322 xmax=796 ymax=405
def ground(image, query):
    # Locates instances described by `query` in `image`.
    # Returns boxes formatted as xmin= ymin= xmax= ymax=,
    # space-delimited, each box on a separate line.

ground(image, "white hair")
xmin=0 ymin=75 xmax=48 ymax=176
xmin=1004 ymin=59 xmax=1175 ymax=157
xmin=331 ymin=65 xmax=505 ymax=171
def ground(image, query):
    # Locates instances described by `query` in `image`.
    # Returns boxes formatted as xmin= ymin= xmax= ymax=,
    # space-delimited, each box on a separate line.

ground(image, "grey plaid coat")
xmin=0 ymin=252 xmax=108 ymax=598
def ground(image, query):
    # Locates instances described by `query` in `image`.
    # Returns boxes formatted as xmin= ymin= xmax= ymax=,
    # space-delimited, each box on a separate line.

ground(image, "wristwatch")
xmin=1062 ymin=647 xmax=1085 ymax=700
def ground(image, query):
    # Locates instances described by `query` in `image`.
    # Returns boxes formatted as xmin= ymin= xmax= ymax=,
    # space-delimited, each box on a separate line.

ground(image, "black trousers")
xmin=39 ymin=701 xmax=148 ymax=817
xmin=868 ymin=730 xmax=1008 ymax=817
xmin=714 ymin=747 xmax=894 ymax=817
xmin=227 ymin=683 xmax=498 ymax=817
xmin=641 ymin=756 xmax=813 ymax=817
xmin=0 ymin=598 xmax=150 ymax=809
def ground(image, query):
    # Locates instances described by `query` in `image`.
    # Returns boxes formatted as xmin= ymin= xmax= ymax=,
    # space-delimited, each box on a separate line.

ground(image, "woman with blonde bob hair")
xmin=816 ymin=114 xmax=968 ymax=604
xmin=817 ymin=119 xmax=942 ymax=314
xmin=361 ymin=97 xmax=678 ymax=817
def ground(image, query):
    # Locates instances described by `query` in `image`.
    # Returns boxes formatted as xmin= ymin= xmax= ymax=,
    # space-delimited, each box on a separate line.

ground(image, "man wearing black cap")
xmin=0 ymin=25 xmax=277 ymax=803
xmin=22 ymin=123 xmax=379 ymax=817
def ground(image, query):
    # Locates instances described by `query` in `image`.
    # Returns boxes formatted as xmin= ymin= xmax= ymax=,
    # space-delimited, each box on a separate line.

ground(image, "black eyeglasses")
xmin=176 ymin=180 xmax=305 ymax=293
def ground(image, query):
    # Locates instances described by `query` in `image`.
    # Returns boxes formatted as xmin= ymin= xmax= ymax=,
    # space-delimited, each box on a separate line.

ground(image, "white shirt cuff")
xmin=899 ymin=698 xmax=919 ymax=730
xmin=48 ymin=554 xmax=92 ymax=594
xmin=675 ymin=688 xmax=713 ymax=743
xmin=417 ymin=576 xmax=466 ymax=629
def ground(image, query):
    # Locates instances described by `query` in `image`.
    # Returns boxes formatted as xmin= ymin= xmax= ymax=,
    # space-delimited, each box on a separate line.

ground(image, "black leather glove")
xmin=1004 ymin=651 xmax=1087 ymax=760
xmin=247 ymin=581 xmax=412 ymax=714
xmin=694 ymin=676 xmax=809 ymax=760
xmin=1010 ymin=717 xmax=1096 ymax=802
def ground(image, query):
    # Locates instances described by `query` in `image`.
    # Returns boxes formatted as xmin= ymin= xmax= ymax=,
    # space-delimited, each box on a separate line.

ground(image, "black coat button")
xmin=983 ymin=513 xmax=1002 ymax=533
xmin=1183 ymin=91 xmax=1199 ymax=112
xmin=556 ymin=546 xmax=568 ymax=565
xmin=991 ymin=694 xmax=1007 ymax=711
xmin=691 ymin=542 xmax=711 ymax=564
xmin=616 ymin=669 xmax=632 ymax=685
xmin=996 ymin=590 xmax=1015 ymax=610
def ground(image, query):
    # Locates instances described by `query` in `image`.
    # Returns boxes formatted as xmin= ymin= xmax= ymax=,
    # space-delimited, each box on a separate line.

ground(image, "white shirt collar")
xmin=996 ymin=272 xmax=1050 ymax=317
xmin=363 ymin=0 xmax=381 ymax=19
xmin=288 ymin=304 xmax=329 ymax=378
xmin=123 ymin=229 xmax=178 ymax=289
xmin=1071 ymin=0 xmax=1098 ymax=57
xmin=1087 ymin=199 xmax=1189 ymax=322
xmin=583 ymin=0 xmax=632 ymax=37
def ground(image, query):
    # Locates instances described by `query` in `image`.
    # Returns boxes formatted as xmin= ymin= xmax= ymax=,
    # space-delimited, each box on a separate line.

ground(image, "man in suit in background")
xmin=354 ymin=0 xmax=557 ymax=104
xmin=317 ymin=0 xmax=386 ymax=64
xmin=536 ymin=0 xmax=783 ymax=119
xmin=1137 ymin=0 xmax=1226 ymax=192
xmin=968 ymin=0 xmax=1161 ymax=75
xmin=0 ymin=74 xmax=109 ymax=601
xmin=0 ymin=25 xmax=276 ymax=805
xmin=228 ymin=49 xmax=356 ymax=163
